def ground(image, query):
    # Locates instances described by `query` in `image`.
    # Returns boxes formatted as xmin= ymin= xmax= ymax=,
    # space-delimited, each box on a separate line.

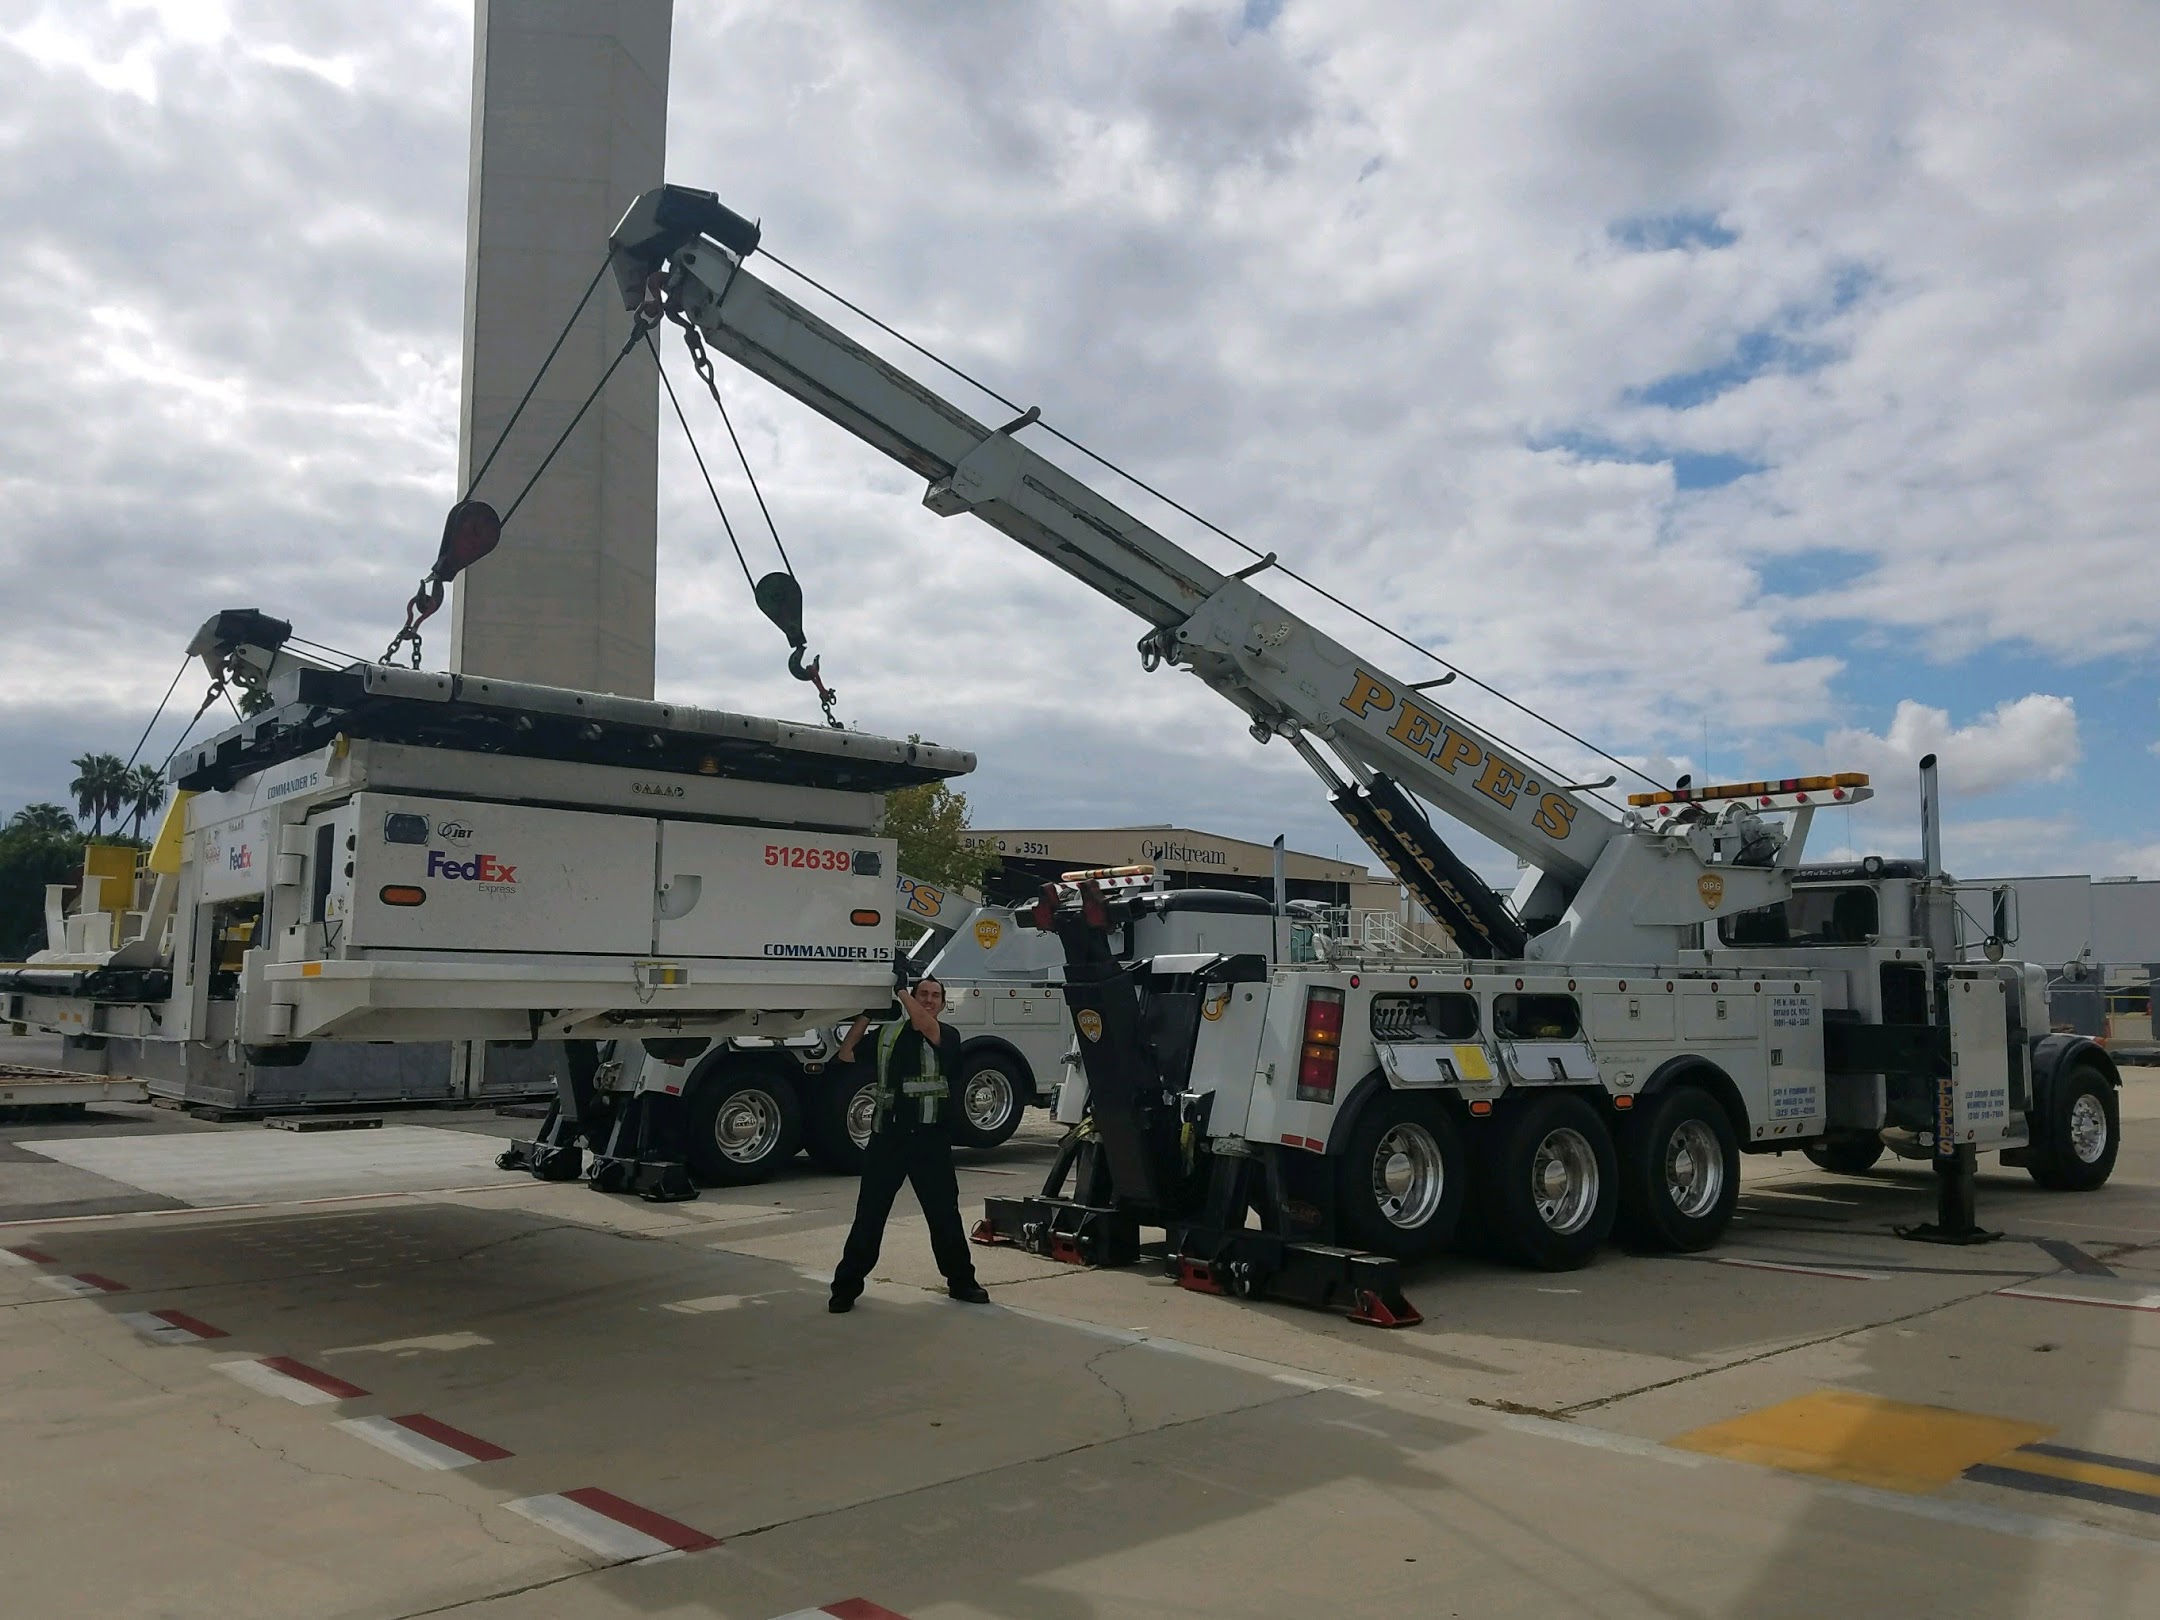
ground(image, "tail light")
xmin=1080 ymin=880 xmax=1109 ymax=931
xmin=1296 ymin=986 xmax=1345 ymax=1102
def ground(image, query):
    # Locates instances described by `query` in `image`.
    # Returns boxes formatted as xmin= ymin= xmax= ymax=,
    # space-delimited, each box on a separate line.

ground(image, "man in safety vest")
xmin=829 ymin=976 xmax=991 ymax=1312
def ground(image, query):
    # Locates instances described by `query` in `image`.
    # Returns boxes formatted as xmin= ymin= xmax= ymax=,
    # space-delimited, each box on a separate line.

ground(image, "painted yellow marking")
xmin=301 ymin=962 xmax=322 ymax=978
xmin=1993 ymin=1450 xmax=2160 ymax=1500
xmin=1451 ymin=1044 xmax=1494 ymax=1081
xmin=1671 ymin=1391 xmax=2052 ymax=1494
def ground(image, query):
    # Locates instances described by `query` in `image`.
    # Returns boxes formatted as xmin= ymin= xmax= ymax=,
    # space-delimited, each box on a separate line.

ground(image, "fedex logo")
xmin=227 ymin=845 xmax=253 ymax=872
xmin=426 ymin=849 xmax=517 ymax=884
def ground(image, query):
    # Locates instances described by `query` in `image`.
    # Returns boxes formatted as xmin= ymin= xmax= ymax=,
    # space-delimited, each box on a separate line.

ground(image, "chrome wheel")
xmin=1371 ymin=1122 xmax=1447 ymax=1230
xmin=713 ymin=1088 xmax=784 ymax=1165
xmin=1531 ymin=1127 xmax=1600 ymax=1235
xmin=1663 ymin=1119 xmax=1725 ymax=1218
xmin=845 ymin=1085 xmax=877 ymax=1150
xmin=963 ymin=1069 xmax=1018 ymax=1132
xmin=2069 ymin=1093 xmax=2108 ymax=1164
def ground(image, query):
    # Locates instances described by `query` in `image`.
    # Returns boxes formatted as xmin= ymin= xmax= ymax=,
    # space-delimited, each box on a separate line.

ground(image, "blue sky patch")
xmin=1610 ymin=212 xmax=1737 ymax=252
xmin=1629 ymin=327 xmax=1838 ymax=410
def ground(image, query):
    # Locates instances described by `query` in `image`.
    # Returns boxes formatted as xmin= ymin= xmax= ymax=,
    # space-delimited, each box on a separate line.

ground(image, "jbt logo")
xmin=427 ymin=849 xmax=517 ymax=884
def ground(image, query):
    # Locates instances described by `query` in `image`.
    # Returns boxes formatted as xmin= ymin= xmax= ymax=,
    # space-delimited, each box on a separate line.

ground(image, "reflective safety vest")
xmin=873 ymin=1019 xmax=948 ymax=1130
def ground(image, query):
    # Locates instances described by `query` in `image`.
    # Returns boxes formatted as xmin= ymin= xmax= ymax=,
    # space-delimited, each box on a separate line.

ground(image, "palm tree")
xmin=124 ymin=765 xmax=168 ymax=838
xmin=69 ymin=752 xmax=130 ymax=838
xmin=5 ymin=802 xmax=77 ymax=835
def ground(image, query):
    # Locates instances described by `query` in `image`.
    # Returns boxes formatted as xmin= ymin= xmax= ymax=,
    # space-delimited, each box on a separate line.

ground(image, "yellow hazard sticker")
xmin=1451 ymin=1044 xmax=1494 ymax=1082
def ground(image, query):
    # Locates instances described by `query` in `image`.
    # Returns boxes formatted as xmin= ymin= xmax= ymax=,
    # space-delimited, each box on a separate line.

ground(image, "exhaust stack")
xmin=1918 ymin=753 xmax=1943 ymax=878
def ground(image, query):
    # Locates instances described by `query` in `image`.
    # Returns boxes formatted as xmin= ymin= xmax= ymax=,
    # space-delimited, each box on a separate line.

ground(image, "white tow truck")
xmin=599 ymin=183 xmax=2122 ymax=1315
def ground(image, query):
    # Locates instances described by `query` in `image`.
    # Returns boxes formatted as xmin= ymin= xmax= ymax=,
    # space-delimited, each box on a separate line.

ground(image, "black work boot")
xmin=948 ymin=1281 xmax=990 ymax=1304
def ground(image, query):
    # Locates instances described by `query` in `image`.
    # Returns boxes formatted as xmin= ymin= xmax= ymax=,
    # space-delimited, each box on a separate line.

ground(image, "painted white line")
xmin=1996 ymin=1283 xmax=2160 ymax=1312
xmin=505 ymin=1493 xmax=680 ymax=1562
xmin=0 ymin=1248 xmax=41 ymax=1267
xmin=1743 ymin=1189 xmax=1862 ymax=1206
xmin=1498 ymin=1417 xmax=2156 ymax=1548
xmin=332 ymin=1414 xmax=507 ymax=1471
xmin=210 ymin=1358 xmax=363 ymax=1406
xmin=502 ymin=1489 xmax=716 ymax=1561
xmin=1502 ymin=1413 xmax=1706 ymax=1467
xmin=116 ymin=1310 xmax=226 ymax=1345
xmin=994 ymin=1300 xmax=1382 ymax=1396
xmin=34 ymin=1273 xmax=125 ymax=1297
xmin=1821 ymin=1479 xmax=2158 ymax=1550
xmin=1718 ymin=1256 xmax=1887 ymax=1282
xmin=0 ymin=1181 xmax=527 ymax=1230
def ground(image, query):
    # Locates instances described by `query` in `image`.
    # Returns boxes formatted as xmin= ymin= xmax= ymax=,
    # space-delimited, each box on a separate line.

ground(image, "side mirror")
xmin=1990 ymin=884 xmax=2019 ymax=947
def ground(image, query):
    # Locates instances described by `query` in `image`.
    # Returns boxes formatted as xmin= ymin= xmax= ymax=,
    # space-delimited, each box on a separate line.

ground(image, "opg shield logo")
xmin=1077 ymin=1009 xmax=1103 ymax=1043
xmin=427 ymin=849 xmax=518 ymax=885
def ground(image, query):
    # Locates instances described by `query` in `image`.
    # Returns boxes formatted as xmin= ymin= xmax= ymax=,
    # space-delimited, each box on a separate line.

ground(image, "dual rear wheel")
xmin=1331 ymin=1083 xmax=1741 ymax=1270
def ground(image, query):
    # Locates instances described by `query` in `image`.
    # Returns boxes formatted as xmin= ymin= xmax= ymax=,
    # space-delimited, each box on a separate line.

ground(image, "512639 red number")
xmin=764 ymin=845 xmax=852 ymax=871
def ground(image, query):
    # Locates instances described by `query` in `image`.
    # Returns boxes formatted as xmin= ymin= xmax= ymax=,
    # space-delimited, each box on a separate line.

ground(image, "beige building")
xmin=967 ymin=825 xmax=1404 ymax=914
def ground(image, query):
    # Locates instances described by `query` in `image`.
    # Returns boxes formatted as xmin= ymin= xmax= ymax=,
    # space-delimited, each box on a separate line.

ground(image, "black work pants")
xmin=832 ymin=1125 xmax=978 ymax=1298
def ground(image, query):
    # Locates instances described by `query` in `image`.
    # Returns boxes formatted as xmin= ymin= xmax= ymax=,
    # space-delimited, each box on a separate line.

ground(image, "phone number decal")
xmin=765 ymin=844 xmax=854 ymax=870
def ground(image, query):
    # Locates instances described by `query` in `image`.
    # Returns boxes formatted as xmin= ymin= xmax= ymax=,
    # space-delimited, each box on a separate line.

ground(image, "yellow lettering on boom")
xmin=1475 ymin=756 xmax=1525 ymax=808
xmin=1432 ymin=729 xmax=1483 ymax=776
xmin=1386 ymin=699 xmax=1444 ymax=755
xmin=1532 ymin=793 xmax=1577 ymax=839
xmin=1340 ymin=671 xmax=1397 ymax=719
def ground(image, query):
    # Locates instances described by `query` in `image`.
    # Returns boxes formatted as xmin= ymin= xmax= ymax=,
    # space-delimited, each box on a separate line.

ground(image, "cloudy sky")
xmin=3 ymin=0 xmax=2155 ymax=887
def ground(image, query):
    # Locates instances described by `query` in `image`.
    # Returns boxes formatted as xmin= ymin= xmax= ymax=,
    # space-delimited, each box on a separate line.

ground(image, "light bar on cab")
xmin=1627 ymin=772 xmax=1869 ymax=809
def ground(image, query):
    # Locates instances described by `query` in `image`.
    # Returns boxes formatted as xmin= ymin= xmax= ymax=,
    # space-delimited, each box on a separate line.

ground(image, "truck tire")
xmin=2026 ymin=1060 xmax=2119 ymax=1191
xmin=1336 ymin=1089 xmax=1466 ymax=1259
xmin=952 ymin=1051 xmax=1028 ymax=1151
xmin=1481 ymin=1092 xmax=1617 ymax=1271
xmin=804 ymin=1066 xmax=877 ymax=1175
xmin=1802 ymin=1136 xmax=1885 ymax=1175
xmin=1616 ymin=1086 xmax=1740 ymax=1252
xmin=686 ymin=1066 xmax=803 ymax=1185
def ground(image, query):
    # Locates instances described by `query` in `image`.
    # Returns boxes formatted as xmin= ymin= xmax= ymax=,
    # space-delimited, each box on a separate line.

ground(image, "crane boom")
xmin=605 ymin=186 xmax=1844 ymax=964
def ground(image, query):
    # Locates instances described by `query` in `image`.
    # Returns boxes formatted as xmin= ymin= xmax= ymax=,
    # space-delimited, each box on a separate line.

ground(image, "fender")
xmin=1636 ymin=1054 xmax=1747 ymax=1141
xmin=2028 ymin=1032 xmax=2120 ymax=1121
xmin=1321 ymin=1068 xmax=1395 ymax=1158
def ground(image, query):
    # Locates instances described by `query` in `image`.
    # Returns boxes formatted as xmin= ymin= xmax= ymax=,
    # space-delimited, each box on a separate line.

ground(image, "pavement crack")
xmin=201 ymin=1399 xmax=521 ymax=1553
xmin=1556 ymin=1270 xmax=2037 ymax=1416
xmin=723 ymin=1386 xmax=1318 ymax=1551
xmin=1080 ymin=1342 xmax=1140 ymax=1434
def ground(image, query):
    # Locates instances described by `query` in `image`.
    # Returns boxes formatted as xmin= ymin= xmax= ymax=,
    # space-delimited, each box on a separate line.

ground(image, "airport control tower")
xmin=449 ymin=0 xmax=673 ymax=700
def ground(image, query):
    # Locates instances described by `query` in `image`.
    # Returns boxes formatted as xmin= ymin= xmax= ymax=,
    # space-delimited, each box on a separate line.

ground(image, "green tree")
xmin=5 ymin=803 xmax=76 ymax=835
xmin=883 ymin=780 xmax=994 ymax=895
xmin=68 ymin=752 xmax=129 ymax=837
xmin=124 ymin=764 xmax=168 ymax=838
xmin=0 ymin=824 xmax=79 ymax=960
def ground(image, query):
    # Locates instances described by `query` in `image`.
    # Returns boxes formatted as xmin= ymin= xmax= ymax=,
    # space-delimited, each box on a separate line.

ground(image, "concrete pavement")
xmin=3 ymin=1080 xmax=2158 ymax=1618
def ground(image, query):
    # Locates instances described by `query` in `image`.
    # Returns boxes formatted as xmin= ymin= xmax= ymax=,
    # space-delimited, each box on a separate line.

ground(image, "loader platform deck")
xmin=174 ymin=661 xmax=973 ymax=795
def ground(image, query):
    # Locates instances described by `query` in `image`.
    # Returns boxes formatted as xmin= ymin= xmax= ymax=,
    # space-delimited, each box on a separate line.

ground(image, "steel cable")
xmin=758 ymin=248 xmax=1665 ymax=798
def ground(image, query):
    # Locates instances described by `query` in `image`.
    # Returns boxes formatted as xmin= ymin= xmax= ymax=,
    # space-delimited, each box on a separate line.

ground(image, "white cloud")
xmin=1 ymin=1 xmax=2156 ymax=885
xmin=1825 ymin=694 xmax=2080 ymax=800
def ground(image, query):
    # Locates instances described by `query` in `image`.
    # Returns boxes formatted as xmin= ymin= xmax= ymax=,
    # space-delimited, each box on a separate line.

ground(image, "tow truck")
xmin=594 ymin=183 xmax=2122 ymax=1316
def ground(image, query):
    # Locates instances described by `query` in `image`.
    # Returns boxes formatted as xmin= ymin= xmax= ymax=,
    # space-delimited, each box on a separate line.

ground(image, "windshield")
xmin=1719 ymin=885 xmax=1880 ymax=947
